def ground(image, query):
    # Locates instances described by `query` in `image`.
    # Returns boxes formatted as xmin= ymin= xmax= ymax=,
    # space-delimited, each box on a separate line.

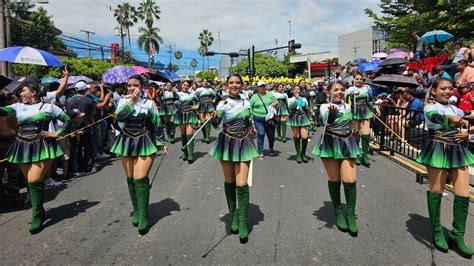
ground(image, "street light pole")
xmin=218 ymin=30 xmax=222 ymax=77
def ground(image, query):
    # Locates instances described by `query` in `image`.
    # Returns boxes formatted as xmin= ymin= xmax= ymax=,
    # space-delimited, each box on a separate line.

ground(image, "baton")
xmin=319 ymin=89 xmax=335 ymax=150
xmin=149 ymin=152 xmax=167 ymax=189
xmin=181 ymin=117 xmax=213 ymax=151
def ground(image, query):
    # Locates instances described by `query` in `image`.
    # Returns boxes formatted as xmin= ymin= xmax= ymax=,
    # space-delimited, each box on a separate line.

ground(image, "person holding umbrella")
xmin=345 ymin=73 xmax=373 ymax=166
xmin=110 ymin=75 xmax=167 ymax=235
xmin=416 ymin=78 xmax=473 ymax=258
xmin=312 ymin=81 xmax=361 ymax=237
xmin=173 ymin=80 xmax=199 ymax=163
xmin=159 ymin=82 xmax=178 ymax=143
xmin=0 ymin=83 xmax=74 ymax=234
xmin=209 ymin=74 xmax=258 ymax=244
xmin=195 ymin=79 xmax=216 ymax=144
xmin=287 ymin=86 xmax=312 ymax=163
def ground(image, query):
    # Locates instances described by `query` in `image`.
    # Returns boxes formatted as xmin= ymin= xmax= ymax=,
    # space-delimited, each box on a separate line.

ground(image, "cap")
xmin=257 ymin=80 xmax=266 ymax=87
xmin=379 ymin=92 xmax=388 ymax=98
xmin=75 ymin=81 xmax=90 ymax=91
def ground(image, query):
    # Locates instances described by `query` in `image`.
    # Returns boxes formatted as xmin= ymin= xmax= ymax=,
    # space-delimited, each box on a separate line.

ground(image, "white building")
xmin=338 ymin=25 xmax=388 ymax=65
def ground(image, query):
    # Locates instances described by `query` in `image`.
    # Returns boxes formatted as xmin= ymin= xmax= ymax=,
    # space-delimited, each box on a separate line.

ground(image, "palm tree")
xmin=114 ymin=3 xmax=138 ymax=55
xmin=198 ymin=46 xmax=207 ymax=71
xmin=137 ymin=0 xmax=161 ymax=29
xmin=198 ymin=29 xmax=214 ymax=70
xmin=137 ymin=27 xmax=163 ymax=67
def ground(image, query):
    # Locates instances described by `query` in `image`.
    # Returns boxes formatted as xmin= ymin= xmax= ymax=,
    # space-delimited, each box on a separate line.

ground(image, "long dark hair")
xmin=226 ymin=74 xmax=243 ymax=84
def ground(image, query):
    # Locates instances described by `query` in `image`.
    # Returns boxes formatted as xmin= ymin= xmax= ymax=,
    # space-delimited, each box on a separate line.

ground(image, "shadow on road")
xmin=43 ymin=199 xmax=100 ymax=228
xmin=192 ymin=152 xmax=208 ymax=161
xmin=313 ymin=201 xmax=346 ymax=230
xmin=148 ymin=198 xmax=181 ymax=229
xmin=406 ymin=213 xmax=439 ymax=249
xmin=220 ymin=203 xmax=265 ymax=234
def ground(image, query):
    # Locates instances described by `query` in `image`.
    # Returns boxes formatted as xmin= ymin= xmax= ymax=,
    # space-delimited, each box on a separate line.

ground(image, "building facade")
xmin=338 ymin=25 xmax=388 ymax=65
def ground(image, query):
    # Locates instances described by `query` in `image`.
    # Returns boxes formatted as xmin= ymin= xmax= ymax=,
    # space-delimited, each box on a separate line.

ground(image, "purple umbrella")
xmin=387 ymin=51 xmax=408 ymax=59
xmin=102 ymin=66 xmax=138 ymax=84
xmin=58 ymin=75 xmax=93 ymax=84
xmin=389 ymin=48 xmax=402 ymax=53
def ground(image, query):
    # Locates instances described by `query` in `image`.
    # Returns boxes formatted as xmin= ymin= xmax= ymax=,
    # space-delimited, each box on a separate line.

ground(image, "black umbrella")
xmin=0 ymin=74 xmax=12 ymax=89
xmin=379 ymin=58 xmax=408 ymax=67
xmin=148 ymin=69 xmax=170 ymax=82
xmin=373 ymin=74 xmax=420 ymax=88
xmin=364 ymin=79 xmax=390 ymax=90
xmin=5 ymin=75 xmax=40 ymax=94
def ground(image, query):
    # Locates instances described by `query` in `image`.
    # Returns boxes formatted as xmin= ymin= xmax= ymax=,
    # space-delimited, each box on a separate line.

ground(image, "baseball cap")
xmin=257 ymin=80 xmax=266 ymax=87
xmin=75 ymin=81 xmax=90 ymax=91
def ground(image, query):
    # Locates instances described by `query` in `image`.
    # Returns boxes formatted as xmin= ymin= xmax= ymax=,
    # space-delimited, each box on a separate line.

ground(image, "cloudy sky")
xmin=41 ymin=0 xmax=380 ymax=73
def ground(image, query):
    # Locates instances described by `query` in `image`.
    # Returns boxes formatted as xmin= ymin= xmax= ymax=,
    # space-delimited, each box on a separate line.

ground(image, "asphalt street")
xmin=0 ymin=130 xmax=473 ymax=265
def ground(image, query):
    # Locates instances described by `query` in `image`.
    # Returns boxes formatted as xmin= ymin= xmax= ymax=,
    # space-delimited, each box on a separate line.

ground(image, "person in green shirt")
xmin=250 ymin=80 xmax=277 ymax=159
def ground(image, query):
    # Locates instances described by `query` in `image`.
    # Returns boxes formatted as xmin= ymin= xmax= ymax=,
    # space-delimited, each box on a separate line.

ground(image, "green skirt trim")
xmin=7 ymin=137 xmax=64 ymax=163
xmin=110 ymin=132 xmax=162 ymax=157
xmin=287 ymin=113 xmax=311 ymax=127
xmin=416 ymin=140 xmax=474 ymax=169
xmin=312 ymin=134 xmax=362 ymax=159
xmin=209 ymin=132 xmax=259 ymax=162
xmin=352 ymin=107 xmax=373 ymax=120
xmin=174 ymin=110 xmax=199 ymax=125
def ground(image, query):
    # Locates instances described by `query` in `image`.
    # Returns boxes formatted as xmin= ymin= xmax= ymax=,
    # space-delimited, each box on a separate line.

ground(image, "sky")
xmin=40 ymin=0 xmax=381 ymax=74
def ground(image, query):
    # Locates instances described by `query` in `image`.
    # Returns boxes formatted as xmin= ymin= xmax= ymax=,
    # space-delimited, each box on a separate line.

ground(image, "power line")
xmin=60 ymin=34 xmax=110 ymax=48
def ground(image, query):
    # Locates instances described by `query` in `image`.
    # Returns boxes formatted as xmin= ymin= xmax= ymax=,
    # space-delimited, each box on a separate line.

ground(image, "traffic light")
xmin=288 ymin=39 xmax=302 ymax=53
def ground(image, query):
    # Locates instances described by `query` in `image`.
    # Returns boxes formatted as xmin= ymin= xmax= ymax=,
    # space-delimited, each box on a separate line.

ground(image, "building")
xmin=338 ymin=24 xmax=388 ymax=65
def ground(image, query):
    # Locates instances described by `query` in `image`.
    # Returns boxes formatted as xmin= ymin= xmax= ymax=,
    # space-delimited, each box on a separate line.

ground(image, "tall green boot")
xmin=293 ymin=137 xmax=302 ymax=164
xmin=361 ymin=135 xmax=371 ymax=167
xmin=276 ymin=121 xmax=282 ymax=141
xmin=181 ymin=134 xmax=188 ymax=161
xmin=134 ymin=177 xmax=150 ymax=235
xmin=205 ymin=122 xmax=212 ymax=143
xmin=427 ymin=191 xmax=448 ymax=252
xmin=301 ymin=138 xmax=309 ymax=163
xmin=355 ymin=136 xmax=361 ymax=165
xmin=343 ymin=182 xmax=358 ymax=237
xmin=448 ymin=195 xmax=473 ymax=258
xmin=168 ymin=123 xmax=176 ymax=144
xmin=281 ymin=123 xmax=287 ymax=143
xmin=237 ymin=185 xmax=249 ymax=244
xmin=187 ymin=134 xmax=194 ymax=163
xmin=127 ymin=178 xmax=139 ymax=227
xmin=327 ymin=181 xmax=348 ymax=232
xmin=224 ymin=182 xmax=239 ymax=234
xmin=201 ymin=122 xmax=207 ymax=142
xmin=28 ymin=182 xmax=45 ymax=234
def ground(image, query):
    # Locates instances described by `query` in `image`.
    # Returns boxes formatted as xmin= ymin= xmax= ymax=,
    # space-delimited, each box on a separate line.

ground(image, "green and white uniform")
xmin=110 ymin=97 xmax=166 ymax=157
xmin=242 ymin=89 xmax=253 ymax=101
xmin=416 ymin=101 xmax=474 ymax=168
xmin=195 ymin=87 xmax=216 ymax=113
xmin=173 ymin=91 xmax=199 ymax=125
xmin=159 ymin=90 xmax=178 ymax=116
xmin=287 ymin=97 xmax=311 ymax=127
xmin=0 ymin=102 xmax=71 ymax=163
xmin=345 ymin=85 xmax=373 ymax=120
xmin=273 ymin=91 xmax=289 ymax=116
xmin=210 ymin=96 xmax=259 ymax=162
xmin=313 ymin=103 xmax=362 ymax=159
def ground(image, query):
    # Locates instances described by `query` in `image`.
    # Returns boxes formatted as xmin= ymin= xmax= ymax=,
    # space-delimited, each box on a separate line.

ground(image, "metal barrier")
xmin=371 ymin=104 xmax=428 ymax=161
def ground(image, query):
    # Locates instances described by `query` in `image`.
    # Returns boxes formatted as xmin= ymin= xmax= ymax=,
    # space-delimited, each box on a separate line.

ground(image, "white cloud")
xmin=42 ymin=0 xmax=380 ymax=57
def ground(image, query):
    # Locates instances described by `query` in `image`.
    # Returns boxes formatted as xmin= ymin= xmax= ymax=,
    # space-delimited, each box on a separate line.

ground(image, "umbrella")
xmin=389 ymin=48 xmax=402 ymax=53
xmin=358 ymin=62 xmax=380 ymax=72
xmin=102 ymin=66 xmax=138 ymax=84
xmin=353 ymin=58 xmax=367 ymax=65
xmin=0 ymin=74 xmax=12 ymax=88
xmin=421 ymin=30 xmax=453 ymax=44
xmin=162 ymin=71 xmax=180 ymax=82
xmin=373 ymin=52 xmax=388 ymax=59
xmin=373 ymin=59 xmax=384 ymax=64
xmin=387 ymin=51 xmax=408 ymax=59
xmin=405 ymin=54 xmax=449 ymax=73
xmin=373 ymin=74 xmax=420 ymax=88
xmin=379 ymin=58 xmax=408 ymax=67
xmin=41 ymin=77 xmax=58 ymax=84
xmin=132 ymin=66 xmax=149 ymax=75
xmin=148 ymin=69 xmax=170 ymax=82
xmin=58 ymin=75 xmax=93 ymax=84
xmin=0 ymin=46 xmax=63 ymax=66
xmin=5 ymin=76 xmax=39 ymax=94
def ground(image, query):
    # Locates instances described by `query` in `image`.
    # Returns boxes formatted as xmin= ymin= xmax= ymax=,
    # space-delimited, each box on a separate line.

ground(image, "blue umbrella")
xmin=353 ymin=58 xmax=367 ymax=65
xmin=421 ymin=30 xmax=453 ymax=44
xmin=162 ymin=71 xmax=180 ymax=82
xmin=0 ymin=46 xmax=63 ymax=66
xmin=41 ymin=77 xmax=58 ymax=84
xmin=358 ymin=62 xmax=379 ymax=72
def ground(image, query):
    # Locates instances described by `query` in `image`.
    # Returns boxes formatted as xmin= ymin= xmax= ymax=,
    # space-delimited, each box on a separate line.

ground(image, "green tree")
xmin=114 ymin=3 xmax=139 ymax=55
xmin=365 ymin=0 xmax=474 ymax=49
xmin=196 ymin=71 xmax=216 ymax=80
xmin=198 ymin=29 xmax=214 ymax=70
xmin=230 ymin=53 xmax=289 ymax=77
xmin=137 ymin=27 xmax=163 ymax=67
xmin=45 ymin=58 xmax=115 ymax=81
xmin=137 ymin=0 xmax=163 ymax=68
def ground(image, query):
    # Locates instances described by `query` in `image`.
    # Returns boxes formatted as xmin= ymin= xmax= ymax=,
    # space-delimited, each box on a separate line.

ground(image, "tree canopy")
xmin=229 ymin=54 xmax=290 ymax=77
xmin=365 ymin=0 xmax=474 ymax=48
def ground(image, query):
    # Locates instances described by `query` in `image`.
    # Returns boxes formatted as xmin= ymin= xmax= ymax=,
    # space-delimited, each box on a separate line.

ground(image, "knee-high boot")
xmin=281 ymin=123 xmax=287 ymax=143
xmin=276 ymin=121 xmax=282 ymax=141
xmin=134 ymin=177 xmax=150 ymax=235
xmin=224 ymin=182 xmax=239 ymax=234
xmin=427 ymin=191 xmax=448 ymax=252
xmin=169 ymin=123 xmax=176 ymax=143
xmin=361 ymin=135 xmax=371 ymax=167
xmin=205 ymin=122 xmax=212 ymax=143
xmin=187 ymin=135 xmax=194 ymax=163
xmin=127 ymin=177 xmax=139 ymax=227
xmin=448 ymin=195 xmax=473 ymax=258
xmin=28 ymin=182 xmax=45 ymax=234
xmin=237 ymin=185 xmax=249 ymax=244
xmin=301 ymin=138 xmax=309 ymax=163
xmin=181 ymin=134 xmax=188 ymax=160
xmin=343 ymin=181 xmax=358 ymax=237
xmin=327 ymin=181 xmax=348 ymax=232
xmin=355 ymin=136 xmax=361 ymax=165
xmin=293 ymin=137 xmax=302 ymax=163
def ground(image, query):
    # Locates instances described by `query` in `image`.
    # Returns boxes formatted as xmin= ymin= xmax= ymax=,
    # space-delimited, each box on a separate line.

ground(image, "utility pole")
xmin=80 ymin=29 xmax=96 ymax=58
xmin=351 ymin=45 xmax=360 ymax=59
xmin=100 ymin=47 xmax=104 ymax=61
xmin=288 ymin=20 xmax=291 ymax=41
xmin=218 ymin=30 xmax=222 ymax=77
xmin=0 ymin=0 xmax=6 ymax=76
xmin=164 ymin=43 xmax=176 ymax=71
